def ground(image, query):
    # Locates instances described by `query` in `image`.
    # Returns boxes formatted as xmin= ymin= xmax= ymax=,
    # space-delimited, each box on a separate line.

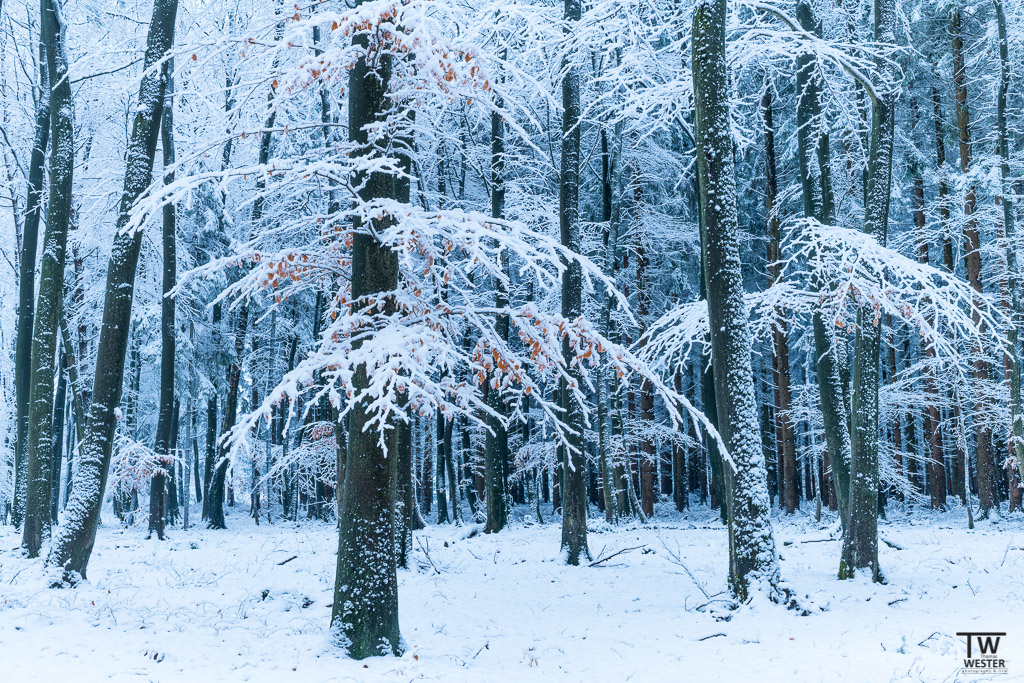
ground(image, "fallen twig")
xmin=698 ymin=633 xmax=726 ymax=641
xmin=588 ymin=545 xmax=646 ymax=567
xmin=657 ymin=532 xmax=710 ymax=599
xmin=1000 ymin=533 xmax=1015 ymax=567
xmin=417 ymin=537 xmax=442 ymax=574
xmin=276 ymin=555 xmax=298 ymax=566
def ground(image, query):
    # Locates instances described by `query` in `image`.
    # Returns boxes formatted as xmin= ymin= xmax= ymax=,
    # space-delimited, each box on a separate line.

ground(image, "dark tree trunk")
xmin=23 ymin=0 xmax=75 ymax=556
xmin=762 ymin=86 xmax=797 ymax=516
xmin=951 ymin=9 xmax=997 ymax=517
xmin=208 ymin=307 xmax=247 ymax=529
xmin=636 ymin=191 xmax=656 ymax=518
xmin=436 ymin=411 xmax=449 ymax=524
xmin=47 ymin=0 xmax=179 ymax=579
xmin=994 ymin=0 xmax=1024 ymax=497
xmin=13 ymin=37 xmax=50 ymax=530
xmin=558 ymin=0 xmax=589 ymax=566
xmin=672 ymin=370 xmax=688 ymax=511
xmin=149 ymin=60 xmax=177 ymax=541
xmin=909 ymin=97 xmax=946 ymax=510
xmin=330 ymin=19 xmax=401 ymax=658
xmin=485 ymin=102 xmax=510 ymax=534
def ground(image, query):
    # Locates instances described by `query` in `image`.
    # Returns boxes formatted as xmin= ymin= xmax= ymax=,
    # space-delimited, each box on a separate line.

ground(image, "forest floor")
xmin=0 ymin=502 xmax=1021 ymax=682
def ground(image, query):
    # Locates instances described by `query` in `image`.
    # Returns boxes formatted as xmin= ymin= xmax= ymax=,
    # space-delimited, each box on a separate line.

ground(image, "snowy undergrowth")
xmin=1 ymin=506 xmax=1021 ymax=681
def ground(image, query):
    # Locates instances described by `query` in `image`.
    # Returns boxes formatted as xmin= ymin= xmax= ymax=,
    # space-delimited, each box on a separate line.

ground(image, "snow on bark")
xmin=692 ymin=0 xmax=781 ymax=602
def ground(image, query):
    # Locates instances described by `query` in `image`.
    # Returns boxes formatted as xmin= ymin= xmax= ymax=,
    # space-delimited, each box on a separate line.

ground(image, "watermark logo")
xmin=957 ymin=632 xmax=1008 ymax=675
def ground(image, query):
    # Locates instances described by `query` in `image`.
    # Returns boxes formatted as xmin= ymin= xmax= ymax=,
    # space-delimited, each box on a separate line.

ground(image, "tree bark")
xmin=994 ymin=0 xmax=1024 ymax=499
xmin=762 ymin=85 xmax=797 ymax=516
xmin=909 ymin=96 xmax=946 ymax=510
xmin=484 ymin=102 xmax=509 ymax=533
xmin=793 ymin=0 xmax=851 ymax=530
xmin=558 ymin=0 xmax=589 ymax=565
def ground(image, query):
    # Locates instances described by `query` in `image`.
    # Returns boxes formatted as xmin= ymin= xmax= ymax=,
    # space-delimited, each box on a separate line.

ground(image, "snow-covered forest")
xmin=1 ymin=0 xmax=1023 ymax=677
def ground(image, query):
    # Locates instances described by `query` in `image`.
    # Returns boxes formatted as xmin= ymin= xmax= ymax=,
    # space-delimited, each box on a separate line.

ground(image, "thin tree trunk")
xmin=952 ymin=8 xmax=997 ymax=517
xmin=909 ymin=96 xmax=946 ymax=510
xmin=484 ymin=102 xmax=509 ymax=534
xmin=13 ymin=37 xmax=50 ymax=530
xmin=558 ymin=0 xmax=589 ymax=565
xmin=50 ymin=352 xmax=67 ymax=523
xmin=762 ymin=85 xmax=797 ymax=516
xmin=149 ymin=60 xmax=177 ymax=540
xmin=994 ymin=0 xmax=1024 ymax=499
xmin=636 ymin=182 xmax=656 ymax=518
xmin=840 ymin=0 xmax=896 ymax=582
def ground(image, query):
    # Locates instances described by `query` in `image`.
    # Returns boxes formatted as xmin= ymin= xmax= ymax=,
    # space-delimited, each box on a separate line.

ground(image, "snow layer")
xmin=1 ymin=507 xmax=1021 ymax=681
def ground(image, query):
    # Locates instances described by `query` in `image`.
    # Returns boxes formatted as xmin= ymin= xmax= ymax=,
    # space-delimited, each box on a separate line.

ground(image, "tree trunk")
xmin=672 ymin=370 xmax=688 ymax=511
xmin=208 ymin=307 xmax=247 ymax=529
xmin=330 ymin=18 xmax=401 ymax=657
xmin=47 ymin=0 xmax=179 ymax=579
xmin=951 ymin=8 xmax=997 ymax=517
xmin=840 ymin=0 xmax=896 ymax=582
xmin=13 ymin=38 xmax=50 ymax=530
xmin=793 ymin=0 xmax=851 ymax=530
xmin=636 ymin=181 xmax=656 ymax=518
xmin=23 ymin=0 xmax=74 ymax=556
xmin=558 ymin=0 xmax=589 ymax=566
xmin=762 ymin=85 xmax=797 ymax=516
xmin=994 ymin=0 xmax=1024 ymax=499
xmin=149 ymin=60 xmax=177 ymax=541
xmin=50 ymin=352 xmax=67 ymax=522
xmin=692 ymin=0 xmax=781 ymax=600
xmin=598 ymin=128 xmax=619 ymax=522
xmin=484 ymin=103 xmax=509 ymax=533
xmin=908 ymin=96 xmax=947 ymax=510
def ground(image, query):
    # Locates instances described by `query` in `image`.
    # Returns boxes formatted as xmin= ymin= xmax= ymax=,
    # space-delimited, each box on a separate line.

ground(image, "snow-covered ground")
xmin=1 ymin=505 xmax=1021 ymax=681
